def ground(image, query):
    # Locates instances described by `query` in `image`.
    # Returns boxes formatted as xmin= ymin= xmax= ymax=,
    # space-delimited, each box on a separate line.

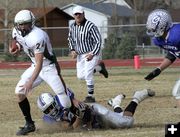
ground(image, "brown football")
xmin=11 ymin=39 xmax=20 ymax=52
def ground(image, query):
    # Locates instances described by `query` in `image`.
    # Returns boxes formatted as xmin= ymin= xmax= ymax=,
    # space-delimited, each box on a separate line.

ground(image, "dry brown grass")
xmin=0 ymin=66 xmax=180 ymax=137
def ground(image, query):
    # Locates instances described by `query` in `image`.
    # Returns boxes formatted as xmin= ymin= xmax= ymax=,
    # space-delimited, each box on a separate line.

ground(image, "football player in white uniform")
xmin=9 ymin=10 xmax=71 ymax=136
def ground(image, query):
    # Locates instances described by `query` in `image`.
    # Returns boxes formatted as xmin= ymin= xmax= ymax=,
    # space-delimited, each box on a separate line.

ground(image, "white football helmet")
xmin=146 ymin=9 xmax=172 ymax=37
xmin=14 ymin=10 xmax=36 ymax=37
xmin=37 ymin=93 xmax=60 ymax=118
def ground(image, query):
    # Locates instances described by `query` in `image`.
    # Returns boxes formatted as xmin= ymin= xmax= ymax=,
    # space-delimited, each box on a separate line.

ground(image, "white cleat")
xmin=133 ymin=89 xmax=155 ymax=103
xmin=108 ymin=94 xmax=126 ymax=108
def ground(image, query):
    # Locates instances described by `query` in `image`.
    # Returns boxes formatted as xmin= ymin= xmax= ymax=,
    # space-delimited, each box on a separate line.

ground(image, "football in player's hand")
xmin=10 ymin=39 xmax=21 ymax=52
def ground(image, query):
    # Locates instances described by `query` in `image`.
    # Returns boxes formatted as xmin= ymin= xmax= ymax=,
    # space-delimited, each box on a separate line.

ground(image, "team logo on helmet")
xmin=152 ymin=15 xmax=161 ymax=24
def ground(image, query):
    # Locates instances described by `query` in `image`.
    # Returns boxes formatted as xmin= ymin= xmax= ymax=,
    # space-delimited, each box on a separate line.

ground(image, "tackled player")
xmin=37 ymin=88 xmax=155 ymax=131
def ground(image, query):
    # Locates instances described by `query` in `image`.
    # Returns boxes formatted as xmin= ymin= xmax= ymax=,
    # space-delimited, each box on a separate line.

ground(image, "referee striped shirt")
xmin=68 ymin=19 xmax=102 ymax=55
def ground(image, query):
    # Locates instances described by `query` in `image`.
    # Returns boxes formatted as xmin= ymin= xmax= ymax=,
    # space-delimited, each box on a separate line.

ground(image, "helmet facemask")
xmin=146 ymin=9 xmax=172 ymax=37
xmin=43 ymin=101 xmax=60 ymax=118
xmin=14 ymin=10 xmax=36 ymax=37
xmin=15 ymin=22 xmax=34 ymax=37
xmin=146 ymin=21 xmax=168 ymax=37
xmin=37 ymin=93 xmax=60 ymax=119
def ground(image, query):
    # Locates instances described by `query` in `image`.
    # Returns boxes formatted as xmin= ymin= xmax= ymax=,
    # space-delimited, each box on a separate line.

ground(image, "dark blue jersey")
xmin=153 ymin=24 xmax=180 ymax=58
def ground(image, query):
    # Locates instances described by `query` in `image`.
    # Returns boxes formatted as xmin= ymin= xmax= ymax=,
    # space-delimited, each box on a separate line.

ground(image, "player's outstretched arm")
xmin=144 ymin=67 xmax=161 ymax=81
xmin=145 ymin=58 xmax=173 ymax=81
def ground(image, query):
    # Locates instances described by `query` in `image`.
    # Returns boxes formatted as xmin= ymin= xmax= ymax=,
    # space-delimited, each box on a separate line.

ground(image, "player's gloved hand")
xmin=75 ymin=102 xmax=87 ymax=119
xmin=144 ymin=68 xmax=161 ymax=81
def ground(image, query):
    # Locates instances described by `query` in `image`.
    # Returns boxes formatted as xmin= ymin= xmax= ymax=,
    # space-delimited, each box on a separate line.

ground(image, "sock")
xmin=87 ymin=85 xmax=94 ymax=95
xmin=18 ymin=98 xmax=33 ymax=124
xmin=114 ymin=107 xmax=123 ymax=113
xmin=132 ymin=98 xmax=139 ymax=104
xmin=93 ymin=69 xmax=96 ymax=73
xmin=124 ymin=101 xmax=138 ymax=115
xmin=88 ymin=94 xmax=93 ymax=97
xmin=94 ymin=65 xmax=101 ymax=73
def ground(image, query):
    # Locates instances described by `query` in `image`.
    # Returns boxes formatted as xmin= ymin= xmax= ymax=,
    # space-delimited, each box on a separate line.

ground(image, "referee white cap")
xmin=73 ymin=6 xmax=84 ymax=14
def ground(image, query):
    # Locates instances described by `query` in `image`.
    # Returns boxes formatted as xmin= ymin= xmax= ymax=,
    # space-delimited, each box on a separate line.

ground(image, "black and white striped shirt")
xmin=68 ymin=19 xmax=102 ymax=55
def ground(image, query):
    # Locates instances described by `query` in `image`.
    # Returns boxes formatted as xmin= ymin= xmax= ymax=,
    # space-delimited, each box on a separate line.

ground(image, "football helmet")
xmin=14 ymin=10 xmax=36 ymax=37
xmin=37 ymin=93 xmax=60 ymax=118
xmin=146 ymin=9 xmax=172 ymax=37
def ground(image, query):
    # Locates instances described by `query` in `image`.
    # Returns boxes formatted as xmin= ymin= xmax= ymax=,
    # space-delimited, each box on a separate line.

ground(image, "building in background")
xmin=61 ymin=1 xmax=134 ymax=47
xmin=27 ymin=7 xmax=73 ymax=48
xmin=0 ymin=7 xmax=73 ymax=53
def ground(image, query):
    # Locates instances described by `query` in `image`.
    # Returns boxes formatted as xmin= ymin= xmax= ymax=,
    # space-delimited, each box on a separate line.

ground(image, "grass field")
xmin=0 ymin=66 xmax=180 ymax=137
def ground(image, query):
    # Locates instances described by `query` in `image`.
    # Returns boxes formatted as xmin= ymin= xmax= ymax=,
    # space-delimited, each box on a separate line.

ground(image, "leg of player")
xmin=16 ymin=95 xmax=35 ymax=136
xmin=15 ymin=67 xmax=39 ymax=136
xmin=94 ymin=61 xmax=108 ymax=78
xmin=108 ymin=94 xmax=126 ymax=113
xmin=123 ymin=89 xmax=155 ymax=117
xmin=84 ymin=56 xmax=99 ymax=103
xmin=84 ymin=84 xmax=96 ymax=103
xmin=172 ymin=79 xmax=180 ymax=108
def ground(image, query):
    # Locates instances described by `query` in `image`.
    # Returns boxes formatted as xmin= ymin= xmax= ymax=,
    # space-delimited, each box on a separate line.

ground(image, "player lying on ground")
xmin=37 ymin=88 xmax=155 ymax=131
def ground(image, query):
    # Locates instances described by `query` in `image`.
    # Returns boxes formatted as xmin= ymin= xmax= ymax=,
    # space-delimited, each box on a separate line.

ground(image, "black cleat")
xmin=16 ymin=122 xmax=36 ymax=136
xmin=99 ymin=61 xmax=108 ymax=78
xmin=84 ymin=96 xmax=96 ymax=103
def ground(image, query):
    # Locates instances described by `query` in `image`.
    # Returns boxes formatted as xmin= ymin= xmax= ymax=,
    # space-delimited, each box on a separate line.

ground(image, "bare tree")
xmin=0 ymin=0 xmax=28 ymax=53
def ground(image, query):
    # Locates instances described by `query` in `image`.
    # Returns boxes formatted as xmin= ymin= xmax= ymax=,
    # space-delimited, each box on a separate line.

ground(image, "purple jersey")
xmin=153 ymin=24 xmax=180 ymax=58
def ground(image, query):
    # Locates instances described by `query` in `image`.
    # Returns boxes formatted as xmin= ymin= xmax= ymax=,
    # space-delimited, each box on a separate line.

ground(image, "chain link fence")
xmin=0 ymin=24 xmax=165 ymax=60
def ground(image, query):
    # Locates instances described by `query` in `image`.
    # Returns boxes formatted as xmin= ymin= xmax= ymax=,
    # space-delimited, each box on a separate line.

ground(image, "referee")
xmin=68 ymin=5 xmax=108 ymax=103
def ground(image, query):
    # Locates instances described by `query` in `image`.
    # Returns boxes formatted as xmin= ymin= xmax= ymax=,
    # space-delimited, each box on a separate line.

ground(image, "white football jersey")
xmin=12 ymin=26 xmax=54 ymax=66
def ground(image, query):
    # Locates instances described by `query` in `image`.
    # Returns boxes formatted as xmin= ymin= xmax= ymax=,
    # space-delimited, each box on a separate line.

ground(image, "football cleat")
xmin=84 ymin=96 xmax=96 ymax=103
xmin=16 ymin=122 xmax=36 ymax=136
xmin=99 ymin=61 xmax=108 ymax=78
xmin=133 ymin=89 xmax=155 ymax=103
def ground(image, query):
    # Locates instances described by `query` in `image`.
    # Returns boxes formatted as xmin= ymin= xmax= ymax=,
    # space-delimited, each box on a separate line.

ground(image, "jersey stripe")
xmin=68 ymin=20 xmax=102 ymax=55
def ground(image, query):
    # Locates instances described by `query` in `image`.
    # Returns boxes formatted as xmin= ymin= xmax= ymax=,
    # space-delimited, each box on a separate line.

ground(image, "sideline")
xmin=0 ymin=58 xmax=180 ymax=69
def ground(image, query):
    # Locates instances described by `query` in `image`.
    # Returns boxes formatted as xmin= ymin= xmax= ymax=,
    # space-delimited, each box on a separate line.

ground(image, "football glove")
xmin=144 ymin=68 xmax=161 ymax=81
xmin=75 ymin=102 xmax=87 ymax=118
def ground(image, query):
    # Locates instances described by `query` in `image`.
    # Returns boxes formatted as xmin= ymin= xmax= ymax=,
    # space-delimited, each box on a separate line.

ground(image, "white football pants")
xmin=76 ymin=54 xmax=99 ymax=85
xmin=91 ymin=103 xmax=134 ymax=128
xmin=15 ymin=64 xmax=67 ymax=96
xmin=172 ymin=79 xmax=180 ymax=99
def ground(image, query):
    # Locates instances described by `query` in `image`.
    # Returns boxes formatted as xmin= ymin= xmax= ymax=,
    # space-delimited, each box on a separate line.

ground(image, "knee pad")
xmin=172 ymin=79 xmax=180 ymax=99
xmin=119 ymin=115 xmax=134 ymax=128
